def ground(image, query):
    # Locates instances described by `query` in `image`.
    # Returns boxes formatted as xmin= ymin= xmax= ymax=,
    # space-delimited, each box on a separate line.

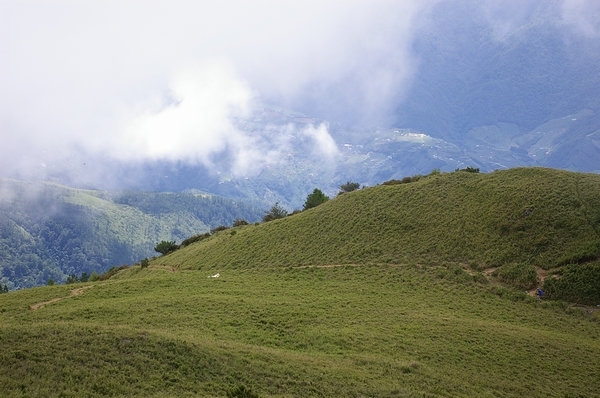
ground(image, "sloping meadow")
xmin=1 ymin=264 xmax=599 ymax=397
xmin=162 ymin=168 xmax=600 ymax=276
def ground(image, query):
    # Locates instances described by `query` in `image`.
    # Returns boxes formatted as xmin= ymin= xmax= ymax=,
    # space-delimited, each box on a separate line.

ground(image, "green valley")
xmin=0 ymin=179 xmax=263 ymax=289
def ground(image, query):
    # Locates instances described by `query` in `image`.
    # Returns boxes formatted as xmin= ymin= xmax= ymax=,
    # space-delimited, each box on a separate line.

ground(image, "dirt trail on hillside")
xmin=526 ymin=267 xmax=551 ymax=296
xmin=296 ymin=264 xmax=362 ymax=269
xmin=29 ymin=286 xmax=93 ymax=311
xmin=482 ymin=267 xmax=498 ymax=277
xmin=150 ymin=264 xmax=180 ymax=272
xmin=480 ymin=266 xmax=551 ymax=296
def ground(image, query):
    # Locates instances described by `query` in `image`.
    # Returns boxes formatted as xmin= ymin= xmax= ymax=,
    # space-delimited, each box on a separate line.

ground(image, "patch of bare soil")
xmin=150 ymin=264 xmax=180 ymax=272
xmin=482 ymin=267 xmax=499 ymax=277
xmin=295 ymin=264 xmax=362 ymax=269
xmin=527 ymin=267 xmax=550 ymax=296
xmin=29 ymin=285 xmax=93 ymax=311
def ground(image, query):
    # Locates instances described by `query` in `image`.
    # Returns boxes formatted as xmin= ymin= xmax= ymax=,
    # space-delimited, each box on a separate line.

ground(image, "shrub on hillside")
xmin=455 ymin=166 xmax=480 ymax=173
xmin=495 ymin=263 xmax=538 ymax=290
xmin=543 ymin=262 xmax=600 ymax=305
xmin=181 ymin=233 xmax=211 ymax=247
xmin=232 ymin=218 xmax=249 ymax=227
xmin=382 ymin=174 xmax=422 ymax=185
xmin=436 ymin=265 xmax=478 ymax=284
xmin=140 ymin=258 xmax=149 ymax=268
xmin=556 ymin=242 xmax=600 ymax=266
xmin=154 ymin=240 xmax=179 ymax=255
xmin=262 ymin=202 xmax=287 ymax=222
xmin=338 ymin=181 xmax=360 ymax=195
xmin=303 ymin=188 xmax=329 ymax=210
xmin=98 ymin=265 xmax=130 ymax=281
xmin=210 ymin=225 xmax=230 ymax=234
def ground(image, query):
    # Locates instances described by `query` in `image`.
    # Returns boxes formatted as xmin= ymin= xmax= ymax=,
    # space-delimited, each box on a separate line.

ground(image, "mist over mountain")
xmin=392 ymin=0 xmax=600 ymax=142
xmin=1 ymin=0 xmax=599 ymax=207
xmin=0 ymin=179 xmax=263 ymax=289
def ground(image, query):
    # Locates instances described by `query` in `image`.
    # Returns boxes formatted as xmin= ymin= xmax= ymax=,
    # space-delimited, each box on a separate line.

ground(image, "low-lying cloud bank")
xmin=0 ymin=0 xmax=598 ymax=189
xmin=2 ymin=0 xmax=421 ymax=183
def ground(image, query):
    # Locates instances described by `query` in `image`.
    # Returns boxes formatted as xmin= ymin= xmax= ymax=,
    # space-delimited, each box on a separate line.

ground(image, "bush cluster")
xmin=181 ymin=233 xmax=211 ymax=247
xmin=66 ymin=271 xmax=95 ymax=284
xmin=98 ymin=265 xmax=130 ymax=281
xmin=154 ymin=240 xmax=179 ymax=255
xmin=262 ymin=202 xmax=288 ymax=222
xmin=382 ymin=166 xmax=480 ymax=186
xmin=543 ymin=262 xmax=600 ymax=305
xmin=382 ymin=175 xmax=423 ymax=185
xmin=303 ymin=188 xmax=329 ymax=210
xmin=455 ymin=166 xmax=480 ymax=173
xmin=495 ymin=263 xmax=538 ymax=290
xmin=154 ymin=217 xmax=252 ymax=256
xmin=338 ymin=181 xmax=361 ymax=195
xmin=210 ymin=225 xmax=230 ymax=234
xmin=233 ymin=218 xmax=249 ymax=227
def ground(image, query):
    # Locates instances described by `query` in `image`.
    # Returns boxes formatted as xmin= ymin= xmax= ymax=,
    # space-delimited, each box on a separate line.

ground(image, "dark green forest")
xmin=0 ymin=180 xmax=263 ymax=289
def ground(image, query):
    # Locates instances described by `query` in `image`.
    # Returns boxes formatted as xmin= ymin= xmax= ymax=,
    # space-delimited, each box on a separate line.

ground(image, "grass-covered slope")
xmin=1 ymin=266 xmax=599 ymax=397
xmin=162 ymin=168 xmax=600 ymax=271
xmin=1 ymin=167 xmax=600 ymax=397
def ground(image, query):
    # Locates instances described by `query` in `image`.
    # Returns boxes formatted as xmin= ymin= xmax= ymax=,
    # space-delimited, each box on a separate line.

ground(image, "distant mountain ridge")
xmin=3 ymin=1 xmax=599 ymax=209
xmin=0 ymin=179 xmax=264 ymax=289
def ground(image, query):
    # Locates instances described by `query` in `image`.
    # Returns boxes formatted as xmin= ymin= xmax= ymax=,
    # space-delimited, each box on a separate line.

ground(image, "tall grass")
xmin=543 ymin=261 xmax=600 ymax=305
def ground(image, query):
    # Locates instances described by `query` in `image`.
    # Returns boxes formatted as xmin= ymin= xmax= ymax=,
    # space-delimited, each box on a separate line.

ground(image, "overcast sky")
xmin=1 ymin=0 xmax=598 ymax=183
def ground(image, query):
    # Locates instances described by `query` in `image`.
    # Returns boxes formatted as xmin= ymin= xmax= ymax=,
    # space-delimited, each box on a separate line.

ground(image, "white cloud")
xmin=301 ymin=123 xmax=339 ymax=160
xmin=113 ymin=61 xmax=254 ymax=163
xmin=2 ymin=0 xmax=596 ymax=185
xmin=560 ymin=0 xmax=600 ymax=37
xmin=0 ymin=0 xmax=431 ymax=179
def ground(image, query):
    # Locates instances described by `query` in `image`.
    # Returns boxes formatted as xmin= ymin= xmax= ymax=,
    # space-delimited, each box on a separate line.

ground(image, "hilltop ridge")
xmin=158 ymin=167 xmax=600 ymax=272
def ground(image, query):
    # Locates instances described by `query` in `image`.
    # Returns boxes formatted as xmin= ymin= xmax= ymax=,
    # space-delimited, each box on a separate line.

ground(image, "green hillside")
xmin=0 ymin=180 xmax=264 ymax=289
xmin=1 ymin=168 xmax=599 ymax=397
xmin=161 ymin=168 xmax=600 ymax=272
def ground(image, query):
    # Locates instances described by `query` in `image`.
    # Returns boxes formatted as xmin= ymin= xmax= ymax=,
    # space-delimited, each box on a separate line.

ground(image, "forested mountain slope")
xmin=0 ymin=179 xmax=263 ymax=289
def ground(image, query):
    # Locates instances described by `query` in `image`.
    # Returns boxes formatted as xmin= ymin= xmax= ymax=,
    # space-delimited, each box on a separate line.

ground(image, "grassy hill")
xmin=161 ymin=167 xmax=600 ymax=272
xmin=1 ymin=168 xmax=599 ymax=397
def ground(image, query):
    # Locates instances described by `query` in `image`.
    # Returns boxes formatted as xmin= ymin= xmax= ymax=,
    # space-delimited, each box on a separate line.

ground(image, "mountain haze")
xmin=0 ymin=179 xmax=263 ymax=289
xmin=2 ymin=1 xmax=600 ymax=209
